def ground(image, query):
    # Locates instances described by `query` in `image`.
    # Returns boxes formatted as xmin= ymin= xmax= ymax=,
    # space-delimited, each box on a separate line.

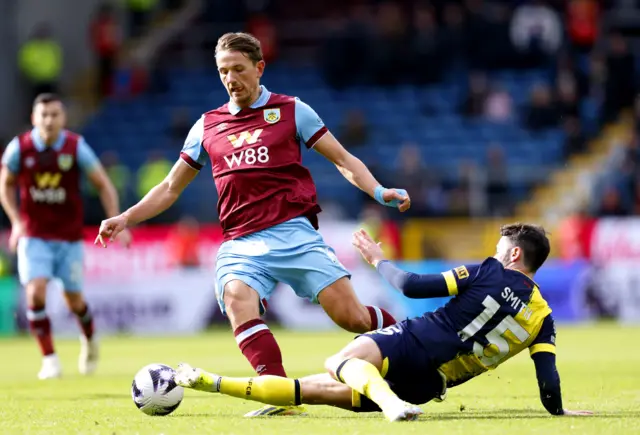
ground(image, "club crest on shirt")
xmin=263 ymin=108 xmax=281 ymax=124
xmin=25 ymin=156 xmax=35 ymax=168
xmin=57 ymin=154 xmax=74 ymax=171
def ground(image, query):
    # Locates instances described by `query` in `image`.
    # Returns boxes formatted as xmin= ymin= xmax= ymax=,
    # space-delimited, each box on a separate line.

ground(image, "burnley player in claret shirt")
xmin=97 ymin=32 xmax=411 ymax=417
xmin=0 ymin=93 xmax=131 ymax=379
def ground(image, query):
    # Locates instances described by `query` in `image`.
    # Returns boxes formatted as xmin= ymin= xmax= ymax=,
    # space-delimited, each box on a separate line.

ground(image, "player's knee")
xmin=324 ymin=344 xmax=357 ymax=378
xmin=25 ymin=279 xmax=47 ymax=307
xmin=324 ymin=354 xmax=342 ymax=378
xmin=63 ymin=292 xmax=86 ymax=314
xmin=223 ymin=281 xmax=260 ymax=319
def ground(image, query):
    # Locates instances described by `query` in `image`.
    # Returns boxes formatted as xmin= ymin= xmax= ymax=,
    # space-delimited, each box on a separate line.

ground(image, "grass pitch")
xmin=0 ymin=324 xmax=639 ymax=435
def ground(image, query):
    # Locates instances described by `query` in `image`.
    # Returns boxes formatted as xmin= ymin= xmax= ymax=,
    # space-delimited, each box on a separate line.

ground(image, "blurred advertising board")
xmin=0 ymin=277 xmax=18 ymax=336
xmin=16 ymin=221 xmax=396 ymax=335
xmin=589 ymin=218 xmax=640 ymax=264
xmin=583 ymin=218 xmax=640 ymax=322
xmin=12 ymin=221 xmax=596 ymax=336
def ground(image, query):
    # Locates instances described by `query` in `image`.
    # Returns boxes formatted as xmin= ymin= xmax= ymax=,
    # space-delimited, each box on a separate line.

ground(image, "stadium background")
xmin=0 ymin=0 xmax=639 ymax=336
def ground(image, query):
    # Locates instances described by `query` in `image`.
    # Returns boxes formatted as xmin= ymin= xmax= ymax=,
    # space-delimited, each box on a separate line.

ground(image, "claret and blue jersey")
xmin=179 ymin=85 xmax=329 ymax=241
xmin=1 ymin=128 xmax=101 ymax=291
xmin=2 ymin=128 xmax=99 ymax=176
xmin=180 ymin=85 xmax=327 ymax=172
xmin=178 ymin=86 xmax=350 ymax=315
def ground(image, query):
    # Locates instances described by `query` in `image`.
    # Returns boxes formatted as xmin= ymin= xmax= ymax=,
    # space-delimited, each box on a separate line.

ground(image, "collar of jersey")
xmin=228 ymin=85 xmax=271 ymax=115
xmin=31 ymin=128 xmax=67 ymax=152
xmin=510 ymin=266 xmax=541 ymax=288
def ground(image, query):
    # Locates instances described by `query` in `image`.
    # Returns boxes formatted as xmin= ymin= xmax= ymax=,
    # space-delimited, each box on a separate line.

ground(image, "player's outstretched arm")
xmin=313 ymin=133 xmax=410 ymax=212
xmin=532 ymin=353 xmax=592 ymax=416
xmin=352 ymin=229 xmax=458 ymax=298
xmin=95 ymin=160 xmax=197 ymax=246
xmin=532 ymin=351 xmax=564 ymax=415
xmin=123 ymin=159 xmax=197 ymax=225
xmin=530 ymin=316 xmax=592 ymax=417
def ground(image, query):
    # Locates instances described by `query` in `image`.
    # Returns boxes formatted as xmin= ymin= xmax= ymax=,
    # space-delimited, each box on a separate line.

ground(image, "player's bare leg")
xmin=325 ymin=336 xmax=423 ymax=422
xmin=223 ymin=280 xmax=306 ymax=417
xmin=63 ymin=292 xmax=98 ymax=375
xmin=317 ymin=277 xmax=396 ymax=333
xmin=25 ymin=278 xmax=60 ymax=379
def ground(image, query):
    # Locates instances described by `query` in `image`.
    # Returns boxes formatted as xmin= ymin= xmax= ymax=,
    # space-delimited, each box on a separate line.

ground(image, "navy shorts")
xmin=353 ymin=319 xmax=447 ymax=412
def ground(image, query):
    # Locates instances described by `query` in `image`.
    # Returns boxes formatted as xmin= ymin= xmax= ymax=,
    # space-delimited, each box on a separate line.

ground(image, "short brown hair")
xmin=215 ymin=32 xmax=263 ymax=63
xmin=500 ymin=223 xmax=550 ymax=272
xmin=33 ymin=93 xmax=62 ymax=108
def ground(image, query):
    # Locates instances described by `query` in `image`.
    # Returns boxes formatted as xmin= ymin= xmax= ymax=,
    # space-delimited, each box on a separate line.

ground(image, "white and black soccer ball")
xmin=131 ymin=363 xmax=184 ymax=416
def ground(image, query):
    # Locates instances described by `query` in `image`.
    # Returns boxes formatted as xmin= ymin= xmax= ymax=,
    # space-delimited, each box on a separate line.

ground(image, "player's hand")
xmin=115 ymin=228 xmax=133 ymax=248
xmin=382 ymin=188 xmax=411 ymax=212
xmin=95 ymin=215 xmax=128 ymax=248
xmin=352 ymin=228 xmax=386 ymax=267
xmin=8 ymin=221 xmax=24 ymax=253
xmin=563 ymin=410 xmax=593 ymax=416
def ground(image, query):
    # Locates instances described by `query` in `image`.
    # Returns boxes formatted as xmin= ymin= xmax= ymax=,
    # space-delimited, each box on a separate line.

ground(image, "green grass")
xmin=1 ymin=324 xmax=639 ymax=434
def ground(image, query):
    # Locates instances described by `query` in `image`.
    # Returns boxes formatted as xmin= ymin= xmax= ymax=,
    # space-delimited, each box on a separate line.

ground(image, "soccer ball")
xmin=131 ymin=363 xmax=184 ymax=416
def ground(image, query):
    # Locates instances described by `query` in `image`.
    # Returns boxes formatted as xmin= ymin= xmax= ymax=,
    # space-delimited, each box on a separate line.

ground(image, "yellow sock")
xmin=336 ymin=359 xmax=399 ymax=408
xmin=219 ymin=376 xmax=300 ymax=406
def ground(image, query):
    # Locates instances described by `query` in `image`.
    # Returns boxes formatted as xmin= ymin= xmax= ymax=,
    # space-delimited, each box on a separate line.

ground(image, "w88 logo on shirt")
xmin=223 ymin=146 xmax=270 ymax=169
xmin=224 ymin=129 xmax=270 ymax=168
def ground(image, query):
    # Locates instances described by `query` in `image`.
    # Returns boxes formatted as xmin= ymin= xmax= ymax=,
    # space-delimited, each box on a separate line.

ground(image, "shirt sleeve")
xmin=376 ymin=260 xmax=451 ymax=298
xmin=294 ymin=98 xmax=328 ymax=149
xmin=1 ymin=138 xmax=20 ymax=173
xmin=440 ymin=264 xmax=481 ymax=296
xmin=532 ymin=351 xmax=564 ymax=415
xmin=77 ymin=137 xmax=100 ymax=174
xmin=529 ymin=314 xmax=557 ymax=356
xmin=179 ymin=116 xmax=208 ymax=170
xmin=530 ymin=317 xmax=563 ymax=415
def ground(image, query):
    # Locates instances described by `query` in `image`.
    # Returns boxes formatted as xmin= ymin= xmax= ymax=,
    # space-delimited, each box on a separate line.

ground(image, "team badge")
xmin=263 ymin=108 xmax=281 ymax=124
xmin=454 ymin=265 xmax=469 ymax=280
xmin=25 ymin=156 xmax=35 ymax=168
xmin=57 ymin=154 xmax=74 ymax=171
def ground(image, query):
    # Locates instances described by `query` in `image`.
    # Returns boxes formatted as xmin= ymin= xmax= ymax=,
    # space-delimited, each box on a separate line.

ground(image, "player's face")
xmin=494 ymin=236 xmax=521 ymax=268
xmin=32 ymin=101 xmax=66 ymax=141
xmin=216 ymin=50 xmax=265 ymax=108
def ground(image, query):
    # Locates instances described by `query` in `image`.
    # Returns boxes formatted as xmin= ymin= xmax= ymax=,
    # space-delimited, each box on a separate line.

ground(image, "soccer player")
xmin=174 ymin=224 xmax=593 ymax=421
xmin=0 ymin=93 xmax=131 ymax=379
xmin=95 ymin=32 xmax=408 ymax=416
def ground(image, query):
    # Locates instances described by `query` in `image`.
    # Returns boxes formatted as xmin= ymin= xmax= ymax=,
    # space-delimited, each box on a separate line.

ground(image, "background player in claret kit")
xmin=174 ymin=223 xmax=593 ymax=421
xmin=0 ymin=93 xmax=131 ymax=379
xmin=96 ymin=32 xmax=410 ymax=416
